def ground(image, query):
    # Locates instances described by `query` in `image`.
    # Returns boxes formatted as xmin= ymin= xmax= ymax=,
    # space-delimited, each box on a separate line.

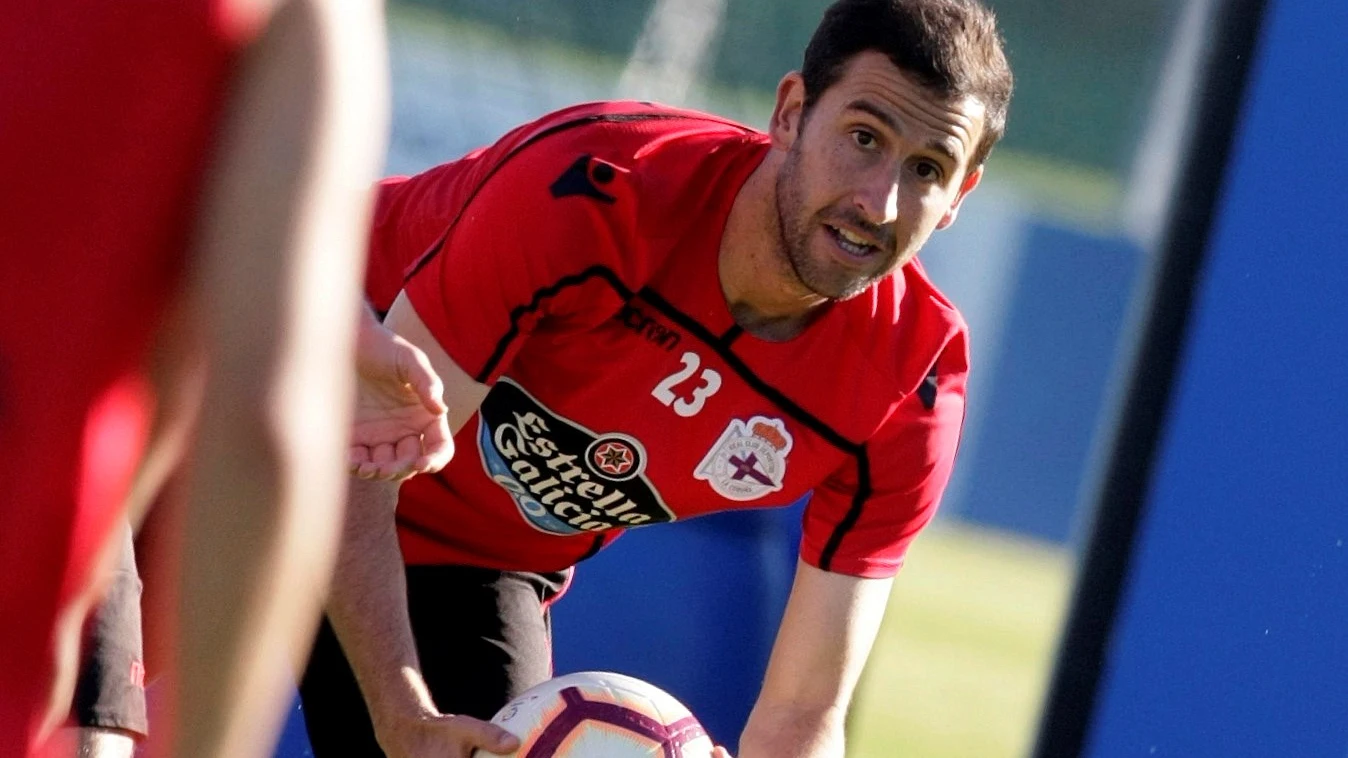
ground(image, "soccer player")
xmin=303 ymin=0 xmax=1013 ymax=756
xmin=0 ymin=0 xmax=451 ymax=757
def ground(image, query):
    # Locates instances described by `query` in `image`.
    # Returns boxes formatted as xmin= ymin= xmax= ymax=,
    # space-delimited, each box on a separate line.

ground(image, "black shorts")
xmin=71 ymin=521 xmax=148 ymax=739
xmin=299 ymin=564 xmax=569 ymax=757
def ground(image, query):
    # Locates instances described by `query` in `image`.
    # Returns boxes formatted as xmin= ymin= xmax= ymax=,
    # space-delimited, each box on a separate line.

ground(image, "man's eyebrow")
xmin=846 ymin=99 xmax=901 ymax=134
xmin=845 ymin=98 xmax=963 ymax=165
xmin=924 ymin=138 xmax=961 ymax=166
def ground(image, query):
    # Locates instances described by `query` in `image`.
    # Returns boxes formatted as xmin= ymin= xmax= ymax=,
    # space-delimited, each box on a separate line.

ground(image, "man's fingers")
xmin=353 ymin=424 xmax=454 ymax=482
xmin=374 ymin=436 xmax=425 ymax=481
xmin=354 ymin=460 xmax=381 ymax=480
xmin=444 ymin=715 xmax=520 ymax=754
xmin=416 ymin=415 xmax=454 ymax=474
xmin=348 ymin=446 xmax=371 ymax=470
xmin=398 ymin=340 xmax=448 ymax=415
xmin=349 ymin=446 xmax=389 ymax=480
xmin=370 ymin=442 xmax=397 ymax=465
xmin=712 ymin=747 xmax=734 ymax=758
xmin=393 ymin=435 xmax=423 ymax=469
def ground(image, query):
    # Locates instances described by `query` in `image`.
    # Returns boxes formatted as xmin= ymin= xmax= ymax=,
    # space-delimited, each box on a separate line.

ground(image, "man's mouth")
xmin=825 ymin=223 xmax=879 ymax=258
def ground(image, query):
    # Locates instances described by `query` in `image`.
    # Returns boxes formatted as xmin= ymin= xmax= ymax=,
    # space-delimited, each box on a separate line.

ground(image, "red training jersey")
xmin=367 ymin=102 xmax=969 ymax=580
xmin=0 ymin=1 xmax=262 ymax=753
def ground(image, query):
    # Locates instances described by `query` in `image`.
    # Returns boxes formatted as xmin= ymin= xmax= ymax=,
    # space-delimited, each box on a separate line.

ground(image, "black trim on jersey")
xmin=403 ymin=111 xmax=754 ymax=285
xmin=475 ymin=265 xmax=633 ymax=383
xmin=475 ymin=269 xmax=862 ymax=458
xmin=719 ymin=324 xmax=744 ymax=347
xmin=576 ymin=536 xmax=607 ymax=563
xmin=819 ymin=445 xmax=872 ymax=570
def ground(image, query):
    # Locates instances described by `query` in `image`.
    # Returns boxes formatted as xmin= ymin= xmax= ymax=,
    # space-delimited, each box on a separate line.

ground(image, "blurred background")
xmin=286 ymin=1 xmax=1218 ymax=756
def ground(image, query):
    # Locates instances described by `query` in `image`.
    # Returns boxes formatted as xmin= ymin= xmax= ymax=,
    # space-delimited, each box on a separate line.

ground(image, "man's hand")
xmin=374 ymin=707 xmax=519 ymax=758
xmin=349 ymin=308 xmax=454 ymax=480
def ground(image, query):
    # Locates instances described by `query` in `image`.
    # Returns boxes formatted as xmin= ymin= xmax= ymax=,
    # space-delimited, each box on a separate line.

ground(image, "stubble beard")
xmin=774 ymin=142 xmax=888 ymax=302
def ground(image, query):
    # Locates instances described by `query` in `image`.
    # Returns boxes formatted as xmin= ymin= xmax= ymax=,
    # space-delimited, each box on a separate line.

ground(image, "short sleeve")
xmin=401 ymin=148 xmax=648 ymax=384
xmin=800 ymin=330 xmax=969 ymax=578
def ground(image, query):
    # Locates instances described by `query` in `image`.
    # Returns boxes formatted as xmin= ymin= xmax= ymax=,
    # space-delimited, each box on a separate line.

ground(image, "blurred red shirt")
xmin=0 ymin=1 xmax=262 ymax=753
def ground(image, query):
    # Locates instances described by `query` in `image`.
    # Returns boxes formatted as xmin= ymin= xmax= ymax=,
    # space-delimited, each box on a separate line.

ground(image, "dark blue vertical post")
xmin=1036 ymin=0 xmax=1348 ymax=754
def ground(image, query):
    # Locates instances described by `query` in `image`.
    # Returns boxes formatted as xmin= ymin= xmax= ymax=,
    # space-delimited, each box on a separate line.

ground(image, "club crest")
xmin=694 ymin=416 xmax=794 ymax=501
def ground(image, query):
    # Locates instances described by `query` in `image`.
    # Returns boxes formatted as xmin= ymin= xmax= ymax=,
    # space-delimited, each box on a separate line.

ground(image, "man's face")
xmin=771 ymin=51 xmax=987 ymax=300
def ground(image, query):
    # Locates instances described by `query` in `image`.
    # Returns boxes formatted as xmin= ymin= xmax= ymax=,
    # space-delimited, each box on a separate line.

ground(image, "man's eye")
xmin=851 ymin=130 xmax=878 ymax=149
xmin=914 ymin=161 xmax=943 ymax=182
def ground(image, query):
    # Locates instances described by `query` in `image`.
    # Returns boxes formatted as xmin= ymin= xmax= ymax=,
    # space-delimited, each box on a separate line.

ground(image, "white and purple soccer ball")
xmin=474 ymin=671 xmax=717 ymax=758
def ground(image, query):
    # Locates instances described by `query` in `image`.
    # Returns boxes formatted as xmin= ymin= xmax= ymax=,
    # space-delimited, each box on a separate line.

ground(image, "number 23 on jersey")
xmin=651 ymin=351 xmax=721 ymax=417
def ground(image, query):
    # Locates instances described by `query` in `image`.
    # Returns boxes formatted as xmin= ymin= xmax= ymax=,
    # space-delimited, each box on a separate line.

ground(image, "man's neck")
xmin=727 ymin=301 xmax=823 ymax=342
xmin=718 ymin=152 xmax=828 ymax=341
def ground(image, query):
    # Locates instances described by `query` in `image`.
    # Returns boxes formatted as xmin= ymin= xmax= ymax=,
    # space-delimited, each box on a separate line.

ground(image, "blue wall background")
xmin=954 ymin=224 xmax=1140 ymax=543
xmin=1082 ymin=0 xmax=1348 ymax=753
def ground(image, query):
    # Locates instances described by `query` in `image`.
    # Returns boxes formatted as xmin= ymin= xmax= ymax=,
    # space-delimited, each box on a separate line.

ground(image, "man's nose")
xmin=851 ymin=170 xmax=900 ymax=226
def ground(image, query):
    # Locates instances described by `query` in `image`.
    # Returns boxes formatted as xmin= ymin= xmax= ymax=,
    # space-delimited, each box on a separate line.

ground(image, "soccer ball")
xmin=474 ymin=671 xmax=718 ymax=757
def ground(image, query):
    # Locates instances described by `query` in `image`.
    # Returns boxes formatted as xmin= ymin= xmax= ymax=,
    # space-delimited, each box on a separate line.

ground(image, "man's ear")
xmin=937 ymin=163 xmax=984 ymax=230
xmin=770 ymin=72 xmax=807 ymax=152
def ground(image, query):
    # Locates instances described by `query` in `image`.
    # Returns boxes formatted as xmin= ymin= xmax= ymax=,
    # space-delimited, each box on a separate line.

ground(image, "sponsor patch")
xmin=478 ymin=378 xmax=673 ymax=535
xmin=694 ymin=416 xmax=794 ymax=501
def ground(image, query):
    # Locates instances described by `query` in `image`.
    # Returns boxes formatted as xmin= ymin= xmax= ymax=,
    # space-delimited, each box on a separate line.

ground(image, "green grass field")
xmin=849 ymin=522 xmax=1075 ymax=758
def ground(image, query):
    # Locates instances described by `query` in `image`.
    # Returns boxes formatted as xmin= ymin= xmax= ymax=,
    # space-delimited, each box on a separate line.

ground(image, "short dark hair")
xmin=802 ymin=0 xmax=1013 ymax=167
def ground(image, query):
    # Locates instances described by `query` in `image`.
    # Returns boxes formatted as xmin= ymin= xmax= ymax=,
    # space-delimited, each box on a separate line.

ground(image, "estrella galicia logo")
xmin=477 ymin=378 xmax=674 ymax=535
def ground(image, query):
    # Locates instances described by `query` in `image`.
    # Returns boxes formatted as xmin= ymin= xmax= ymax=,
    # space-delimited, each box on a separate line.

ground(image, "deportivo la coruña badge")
xmin=694 ymin=416 xmax=794 ymax=501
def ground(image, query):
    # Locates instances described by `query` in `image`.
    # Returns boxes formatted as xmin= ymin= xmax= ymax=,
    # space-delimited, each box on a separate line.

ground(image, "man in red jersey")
xmin=304 ymin=1 xmax=1013 ymax=756
xmin=0 ymin=1 xmax=454 ymax=757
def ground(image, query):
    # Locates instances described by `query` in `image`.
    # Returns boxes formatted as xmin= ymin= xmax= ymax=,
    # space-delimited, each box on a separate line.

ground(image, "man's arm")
xmin=326 ymin=291 xmax=517 ymax=758
xmin=745 ymin=330 xmax=968 ymax=758
xmin=739 ymin=561 xmax=894 ymax=758
xmin=158 ymin=0 xmax=388 ymax=755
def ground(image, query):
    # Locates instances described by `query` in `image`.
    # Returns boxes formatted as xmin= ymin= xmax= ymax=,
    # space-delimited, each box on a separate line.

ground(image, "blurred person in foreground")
xmin=303 ymin=0 xmax=1013 ymax=756
xmin=0 ymin=0 xmax=453 ymax=756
